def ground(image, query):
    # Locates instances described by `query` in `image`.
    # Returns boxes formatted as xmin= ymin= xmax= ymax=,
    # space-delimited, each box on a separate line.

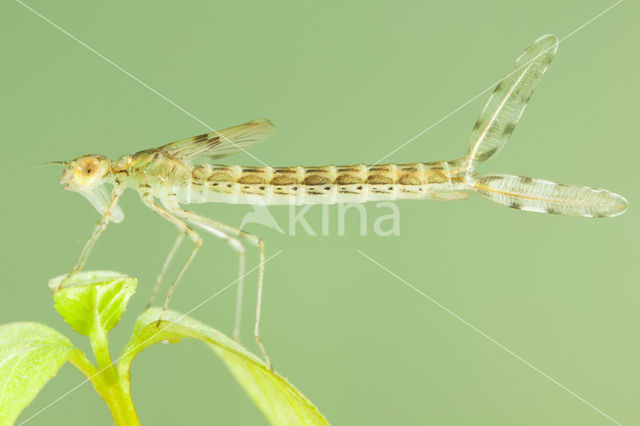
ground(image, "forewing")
xmin=160 ymin=119 xmax=275 ymax=163
xmin=465 ymin=34 xmax=558 ymax=169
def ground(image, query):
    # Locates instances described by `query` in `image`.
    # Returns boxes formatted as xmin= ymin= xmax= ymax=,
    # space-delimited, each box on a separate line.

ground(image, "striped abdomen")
xmin=184 ymin=159 xmax=469 ymax=205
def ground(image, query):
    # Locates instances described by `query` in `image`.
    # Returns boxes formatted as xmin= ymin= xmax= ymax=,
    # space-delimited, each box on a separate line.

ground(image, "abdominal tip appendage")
xmin=602 ymin=193 xmax=628 ymax=218
xmin=614 ymin=195 xmax=629 ymax=216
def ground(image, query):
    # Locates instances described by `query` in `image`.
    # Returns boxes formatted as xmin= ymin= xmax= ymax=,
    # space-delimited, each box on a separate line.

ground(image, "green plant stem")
xmin=68 ymin=328 xmax=140 ymax=426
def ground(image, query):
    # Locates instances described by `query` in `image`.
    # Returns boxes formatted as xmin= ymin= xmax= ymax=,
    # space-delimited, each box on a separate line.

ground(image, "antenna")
xmin=25 ymin=160 xmax=68 ymax=169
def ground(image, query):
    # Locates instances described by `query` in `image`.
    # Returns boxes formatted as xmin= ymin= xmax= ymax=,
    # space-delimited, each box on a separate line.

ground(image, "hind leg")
xmin=164 ymin=203 xmax=271 ymax=370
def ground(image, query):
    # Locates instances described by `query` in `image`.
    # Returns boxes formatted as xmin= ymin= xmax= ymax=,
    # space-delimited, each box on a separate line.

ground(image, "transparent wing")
xmin=160 ymin=119 xmax=275 ymax=163
xmin=465 ymin=34 xmax=558 ymax=169
xmin=472 ymin=174 xmax=628 ymax=218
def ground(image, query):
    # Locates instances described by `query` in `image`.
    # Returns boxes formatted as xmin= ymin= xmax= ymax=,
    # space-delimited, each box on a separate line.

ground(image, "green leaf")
xmin=119 ymin=308 xmax=329 ymax=426
xmin=0 ymin=323 xmax=75 ymax=426
xmin=48 ymin=271 xmax=137 ymax=336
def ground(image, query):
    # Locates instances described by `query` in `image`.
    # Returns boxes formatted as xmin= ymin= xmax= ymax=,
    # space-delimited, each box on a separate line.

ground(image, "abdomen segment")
xmin=186 ymin=159 xmax=469 ymax=205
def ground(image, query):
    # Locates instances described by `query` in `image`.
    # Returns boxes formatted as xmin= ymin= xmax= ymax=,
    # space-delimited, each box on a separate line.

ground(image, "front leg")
xmin=62 ymin=186 xmax=124 ymax=289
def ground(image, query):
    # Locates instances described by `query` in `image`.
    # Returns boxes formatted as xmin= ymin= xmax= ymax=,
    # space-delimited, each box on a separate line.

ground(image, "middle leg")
xmin=147 ymin=231 xmax=186 ymax=309
xmin=142 ymin=199 xmax=202 ymax=324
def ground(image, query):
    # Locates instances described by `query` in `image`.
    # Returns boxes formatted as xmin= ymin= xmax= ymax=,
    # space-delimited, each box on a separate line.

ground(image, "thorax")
xmin=112 ymin=151 xmax=192 ymax=200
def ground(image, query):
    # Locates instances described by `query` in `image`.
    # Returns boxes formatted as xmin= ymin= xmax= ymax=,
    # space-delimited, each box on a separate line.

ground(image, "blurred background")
xmin=1 ymin=0 xmax=638 ymax=424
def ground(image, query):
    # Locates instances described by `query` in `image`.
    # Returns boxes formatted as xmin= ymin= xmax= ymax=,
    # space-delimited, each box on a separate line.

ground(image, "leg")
xmin=63 ymin=187 xmax=124 ymax=289
xmin=146 ymin=231 xmax=185 ymax=309
xmin=167 ymin=205 xmax=271 ymax=370
xmin=141 ymin=200 xmax=202 ymax=325
xmin=233 ymin=250 xmax=246 ymax=342
xmin=162 ymin=203 xmax=247 ymax=340
xmin=173 ymin=212 xmax=247 ymax=340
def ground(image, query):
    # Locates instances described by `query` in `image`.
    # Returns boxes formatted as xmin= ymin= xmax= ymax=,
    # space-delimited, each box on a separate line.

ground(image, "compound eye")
xmin=74 ymin=157 xmax=100 ymax=185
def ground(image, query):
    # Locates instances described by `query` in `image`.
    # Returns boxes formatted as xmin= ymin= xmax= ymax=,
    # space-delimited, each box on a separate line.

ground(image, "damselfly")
xmin=50 ymin=34 xmax=627 ymax=369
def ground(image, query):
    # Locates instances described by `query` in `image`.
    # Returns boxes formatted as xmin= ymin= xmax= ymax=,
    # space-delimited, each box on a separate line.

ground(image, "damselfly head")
xmin=60 ymin=155 xmax=111 ymax=189
xmin=59 ymin=155 xmax=124 ymax=223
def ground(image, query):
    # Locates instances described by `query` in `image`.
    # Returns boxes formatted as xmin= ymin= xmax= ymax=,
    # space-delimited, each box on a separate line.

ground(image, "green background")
xmin=1 ymin=0 xmax=638 ymax=424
